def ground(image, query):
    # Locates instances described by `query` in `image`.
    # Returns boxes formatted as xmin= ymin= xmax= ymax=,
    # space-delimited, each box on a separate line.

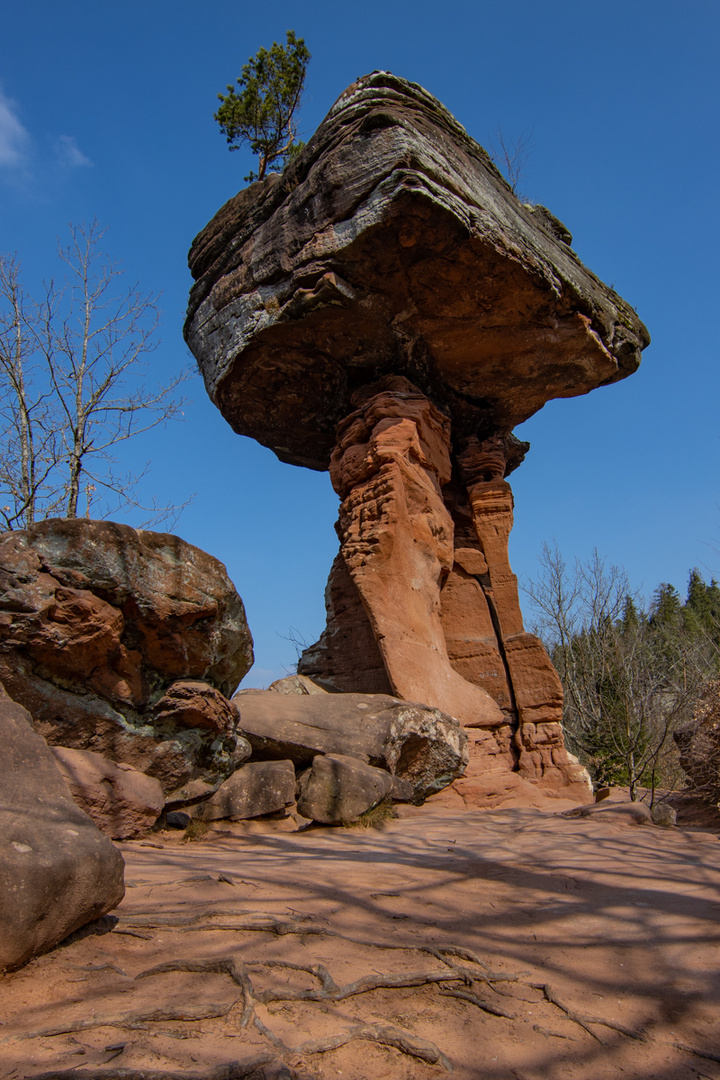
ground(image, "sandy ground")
xmin=2 ymin=798 xmax=720 ymax=1080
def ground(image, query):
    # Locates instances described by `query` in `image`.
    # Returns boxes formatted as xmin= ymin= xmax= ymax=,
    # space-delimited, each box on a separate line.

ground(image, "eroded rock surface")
xmin=185 ymin=72 xmax=648 ymax=802
xmin=0 ymin=519 xmax=253 ymax=791
xmin=0 ymin=686 xmax=125 ymax=972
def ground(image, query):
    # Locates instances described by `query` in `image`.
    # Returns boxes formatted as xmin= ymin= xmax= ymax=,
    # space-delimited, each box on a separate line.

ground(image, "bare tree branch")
xmin=0 ymin=222 xmax=191 ymax=529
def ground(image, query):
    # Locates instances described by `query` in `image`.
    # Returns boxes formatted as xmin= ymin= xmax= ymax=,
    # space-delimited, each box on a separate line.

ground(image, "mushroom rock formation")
xmin=185 ymin=72 xmax=649 ymax=800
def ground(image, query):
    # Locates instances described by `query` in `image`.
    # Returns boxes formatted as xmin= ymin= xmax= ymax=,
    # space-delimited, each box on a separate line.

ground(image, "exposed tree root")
xmin=119 ymin=913 xmax=316 ymax=936
xmin=13 ymin=913 xmax=652 ymax=1074
xmin=17 ymin=1003 xmax=236 ymax=1040
xmin=136 ymin=958 xmax=255 ymax=1028
xmin=253 ymin=1015 xmax=453 ymax=1070
xmin=530 ymin=983 xmax=647 ymax=1043
xmin=438 ymin=987 xmax=517 ymax=1020
xmin=24 ymin=1059 xmax=277 ymax=1080
xmin=674 ymin=1042 xmax=720 ymax=1064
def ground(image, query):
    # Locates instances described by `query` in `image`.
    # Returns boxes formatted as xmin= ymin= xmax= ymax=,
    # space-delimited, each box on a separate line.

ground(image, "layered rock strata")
xmin=0 ymin=519 xmax=254 ymax=791
xmin=184 ymin=71 xmax=649 ymax=801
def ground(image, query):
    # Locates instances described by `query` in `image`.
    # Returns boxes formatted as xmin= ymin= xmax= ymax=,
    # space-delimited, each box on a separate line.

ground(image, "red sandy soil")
xmin=1 ymin=796 xmax=719 ymax=1080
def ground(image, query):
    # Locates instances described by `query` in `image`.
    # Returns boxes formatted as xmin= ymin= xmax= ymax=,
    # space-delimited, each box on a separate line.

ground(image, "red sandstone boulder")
xmin=0 ymin=519 xmax=253 ymax=792
xmin=297 ymin=754 xmax=394 ymax=824
xmin=50 ymin=746 xmax=165 ymax=840
xmin=0 ymin=687 xmax=125 ymax=972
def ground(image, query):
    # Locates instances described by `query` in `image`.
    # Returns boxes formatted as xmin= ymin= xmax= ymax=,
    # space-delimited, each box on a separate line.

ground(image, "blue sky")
xmin=1 ymin=0 xmax=718 ymax=685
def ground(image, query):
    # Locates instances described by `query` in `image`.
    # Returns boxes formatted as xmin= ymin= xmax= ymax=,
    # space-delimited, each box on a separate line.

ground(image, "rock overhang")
xmin=185 ymin=70 xmax=650 ymax=471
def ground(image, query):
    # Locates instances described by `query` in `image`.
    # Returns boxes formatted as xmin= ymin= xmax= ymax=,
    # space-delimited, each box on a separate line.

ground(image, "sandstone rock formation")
xmin=185 ymin=72 xmax=649 ymax=802
xmin=51 ymin=746 xmax=165 ymax=840
xmin=297 ymin=753 xmax=394 ymax=824
xmin=234 ymin=689 xmax=468 ymax=801
xmin=0 ymin=686 xmax=125 ymax=972
xmin=0 ymin=519 xmax=253 ymax=791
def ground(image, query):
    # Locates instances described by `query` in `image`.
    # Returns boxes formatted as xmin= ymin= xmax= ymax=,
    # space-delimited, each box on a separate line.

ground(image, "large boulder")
xmin=0 ymin=519 xmax=254 ymax=791
xmin=0 ymin=687 xmax=125 ymax=972
xmin=50 ymin=746 xmax=165 ymax=840
xmin=297 ymin=753 xmax=394 ymax=824
xmin=195 ymin=760 xmax=297 ymax=821
xmin=233 ymin=690 xmax=468 ymax=801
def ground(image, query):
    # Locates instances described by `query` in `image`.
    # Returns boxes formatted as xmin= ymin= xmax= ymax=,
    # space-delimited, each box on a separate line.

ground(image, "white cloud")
xmin=0 ymin=87 xmax=30 ymax=170
xmin=54 ymin=134 xmax=92 ymax=170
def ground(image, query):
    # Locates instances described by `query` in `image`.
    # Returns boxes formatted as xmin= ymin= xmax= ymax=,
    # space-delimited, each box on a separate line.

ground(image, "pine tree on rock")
xmin=214 ymin=31 xmax=310 ymax=182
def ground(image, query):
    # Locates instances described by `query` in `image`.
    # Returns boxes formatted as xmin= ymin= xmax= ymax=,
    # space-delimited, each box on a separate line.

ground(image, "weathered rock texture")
xmin=0 ymin=519 xmax=253 ymax=791
xmin=185 ymin=72 xmax=649 ymax=801
xmin=50 ymin=746 xmax=165 ymax=840
xmin=234 ymin=690 xmax=468 ymax=802
xmin=0 ymin=686 xmax=125 ymax=972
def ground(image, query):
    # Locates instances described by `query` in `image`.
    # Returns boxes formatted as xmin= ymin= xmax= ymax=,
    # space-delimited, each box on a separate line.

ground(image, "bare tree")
xmin=0 ymin=222 xmax=188 ymax=530
xmin=490 ymin=127 xmax=534 ymax=196
xmin=524 ymin=543 xmax=712 ymax=800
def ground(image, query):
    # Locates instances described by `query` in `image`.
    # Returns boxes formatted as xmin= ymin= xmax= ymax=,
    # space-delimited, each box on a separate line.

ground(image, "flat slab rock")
xmin=185 ymin=71 xmax=649 ymax=470
xmin=0 ymin=688 xmax=125 ymax=972
xmin=233 ymin=689 xmax=467 ymax=800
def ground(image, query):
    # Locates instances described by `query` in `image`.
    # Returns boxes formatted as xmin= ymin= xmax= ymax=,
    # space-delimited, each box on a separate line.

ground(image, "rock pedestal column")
xmin=300 ymin=379 xmax=590 ymax=797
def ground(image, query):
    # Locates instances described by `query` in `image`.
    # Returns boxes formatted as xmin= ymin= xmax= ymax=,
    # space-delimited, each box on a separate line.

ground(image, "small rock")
xmin=651 ymin=803 xmax=677 ymax=827
xmin=165 ymin=810 xmax=192 ymax=829
xmin=297 ymin=753 xmax=394 ymax=824
xmin=165 ymin=778 xmax=219 ymax=809
xmin=195 ymin=760 xmax=297 ymax=821
xmin=267 ymin=675 xmax=328 ymax=696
